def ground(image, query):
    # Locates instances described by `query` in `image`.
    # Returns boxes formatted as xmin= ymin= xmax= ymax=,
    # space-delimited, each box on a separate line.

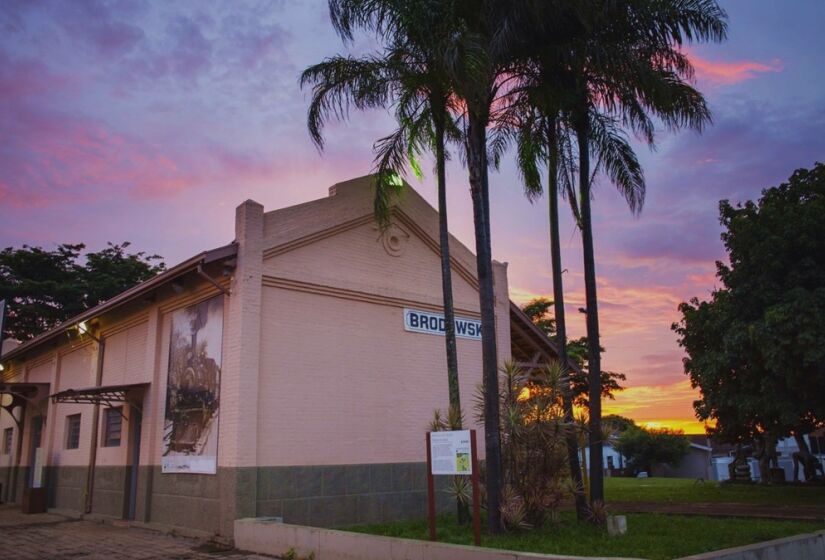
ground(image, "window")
xmin=65 ymin=414 xmax=81 ymax=450
xmin=2 ymin=427 xmax=12 ymax=455
xmin=103 ymin=407 xmax=123 ymax=447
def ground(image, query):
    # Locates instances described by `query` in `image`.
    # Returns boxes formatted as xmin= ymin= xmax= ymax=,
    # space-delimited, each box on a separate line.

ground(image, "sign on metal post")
xmin=426 ymin=429 xmax=481 ymax=546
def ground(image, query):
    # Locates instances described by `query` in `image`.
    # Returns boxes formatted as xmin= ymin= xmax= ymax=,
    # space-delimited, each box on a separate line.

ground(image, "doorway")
xmin=123 ymin=406 xmax=142 ymax=520
xmin=28 ymin=415 xmax=44 ymax=488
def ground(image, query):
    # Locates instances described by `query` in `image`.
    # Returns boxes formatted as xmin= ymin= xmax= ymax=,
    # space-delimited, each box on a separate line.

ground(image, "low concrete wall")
xmin=675 ymin=530 xmax=825 ymax=560
xmin=234 ymin=518 xmax=642 ymax=560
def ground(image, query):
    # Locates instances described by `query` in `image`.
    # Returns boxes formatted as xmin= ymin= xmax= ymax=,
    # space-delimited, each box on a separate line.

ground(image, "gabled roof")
xmin=1 ymin=243 xmax=237 ymax=364
xmin=261 ymin=175 xmax=481 ymax=284
xmin=263 ymin=175 xmax=566 ymax=367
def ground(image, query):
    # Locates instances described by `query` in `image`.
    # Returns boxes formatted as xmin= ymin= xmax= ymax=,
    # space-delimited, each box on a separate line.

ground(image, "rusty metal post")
xmin=426 ymin=432 xmax=436 ymax=541
xmin=471 ymin=429 xmax=481 ymax=546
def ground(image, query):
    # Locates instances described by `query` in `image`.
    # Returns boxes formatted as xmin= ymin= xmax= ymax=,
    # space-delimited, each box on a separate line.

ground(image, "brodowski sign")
xmin=403 ymin=308 xmax=482 ymax=340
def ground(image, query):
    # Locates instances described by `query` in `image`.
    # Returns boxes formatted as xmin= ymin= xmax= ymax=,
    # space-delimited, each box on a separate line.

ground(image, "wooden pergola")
xmin=509 ymin=302 xmax=582 ymax=376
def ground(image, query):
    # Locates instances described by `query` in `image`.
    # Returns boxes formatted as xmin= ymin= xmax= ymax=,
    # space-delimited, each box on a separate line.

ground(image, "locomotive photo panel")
xmin=161 ymin=296 xmax=224 ymax=474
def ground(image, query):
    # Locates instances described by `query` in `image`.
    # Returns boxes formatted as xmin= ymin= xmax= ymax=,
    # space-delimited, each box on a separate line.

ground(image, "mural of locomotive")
xmin=162 ymin=296 xmax=224 ymax=474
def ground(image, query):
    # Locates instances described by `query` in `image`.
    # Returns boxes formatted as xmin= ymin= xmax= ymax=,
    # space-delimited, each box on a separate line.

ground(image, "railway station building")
xmin=0 ymin=176 xmax=563 ymax=541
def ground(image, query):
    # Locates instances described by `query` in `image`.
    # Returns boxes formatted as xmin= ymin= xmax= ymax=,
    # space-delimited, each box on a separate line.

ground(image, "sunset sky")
xmin=2 ymin=1 xmax=824 ymax=433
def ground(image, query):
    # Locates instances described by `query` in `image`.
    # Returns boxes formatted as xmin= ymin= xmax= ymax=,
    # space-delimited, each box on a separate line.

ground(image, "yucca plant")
xmin=475 ymin=360 xmax=572 ymax=529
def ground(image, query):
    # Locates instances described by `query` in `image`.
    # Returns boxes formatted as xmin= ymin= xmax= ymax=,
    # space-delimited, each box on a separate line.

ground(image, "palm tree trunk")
xmin=433 ymin=104 xmax=469 ymax=524
xmin=577 ymin=118 xmax=605 ymax=506
xmin=434 ymin=108 xmax=462 ymax=422
xmin=547 ymin=119 xmax=587 ymax=521
xmin=467 ymin=113 xmax=503 ymax=534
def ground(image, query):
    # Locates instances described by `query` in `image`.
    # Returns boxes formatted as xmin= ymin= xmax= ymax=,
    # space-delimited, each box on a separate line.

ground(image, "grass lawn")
xmin=605 ymin=477 xmax=825 ymax=506
xmin=347 ymin=513 xmax=825 ymax=560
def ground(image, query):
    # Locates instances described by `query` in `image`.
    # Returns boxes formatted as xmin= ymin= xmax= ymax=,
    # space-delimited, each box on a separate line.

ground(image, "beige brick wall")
xmin=51 ymin=344 xmax=97 ymax=467
xmin=255 ymin=179 xmax=512 ymax=468
xmin=257 ymin=286 xmax=487 ymax=466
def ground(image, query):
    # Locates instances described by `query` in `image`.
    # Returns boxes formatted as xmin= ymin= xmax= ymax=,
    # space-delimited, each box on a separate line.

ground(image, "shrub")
xmin=476 ymin=360 xmax=572 ymax=529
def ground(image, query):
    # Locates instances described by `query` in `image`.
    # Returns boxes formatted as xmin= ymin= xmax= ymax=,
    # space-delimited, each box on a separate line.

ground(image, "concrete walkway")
xmin=0 ymin=505 xmax=272 ymax=560
xmin=609 ymin=501 xmax=825 ymax=522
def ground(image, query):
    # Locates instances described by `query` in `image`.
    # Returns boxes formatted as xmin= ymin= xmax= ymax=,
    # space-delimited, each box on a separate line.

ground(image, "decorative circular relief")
xmin=381 ymin=223 xmax=410 ymax=257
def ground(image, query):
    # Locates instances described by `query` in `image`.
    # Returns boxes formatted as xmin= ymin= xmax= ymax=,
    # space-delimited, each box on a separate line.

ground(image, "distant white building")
xmin=584 ymin=435 xmax=714 ymax=480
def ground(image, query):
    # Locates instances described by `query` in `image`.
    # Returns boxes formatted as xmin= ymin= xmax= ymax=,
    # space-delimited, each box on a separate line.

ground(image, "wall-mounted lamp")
xmin=75 ymin=320 xmax=101 ymax=344
xmin=0 ymin=362 xmax=4 ymax=372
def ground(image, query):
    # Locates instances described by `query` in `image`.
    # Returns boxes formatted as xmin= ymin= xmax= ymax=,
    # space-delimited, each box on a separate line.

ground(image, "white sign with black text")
xmin=403 ymin=308 xmax=482 ymax=340
xmin=429 ymin=430 xmax=472 ymax=475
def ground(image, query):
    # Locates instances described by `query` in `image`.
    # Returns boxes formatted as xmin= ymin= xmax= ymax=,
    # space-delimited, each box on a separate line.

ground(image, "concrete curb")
xmin=234 ymin=517 xmax=643 ymax=560
xmin=236 ymin=517 xmax=825 ymax=560
xmin=674 ymin=529 xmax=825 ymax=560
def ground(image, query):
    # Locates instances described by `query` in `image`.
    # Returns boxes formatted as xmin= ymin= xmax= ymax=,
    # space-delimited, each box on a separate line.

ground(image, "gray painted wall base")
xmin=256 ymin=462 xmax=453 ymax=528
xmin=5 ymin=461 xmax=450 ymax=538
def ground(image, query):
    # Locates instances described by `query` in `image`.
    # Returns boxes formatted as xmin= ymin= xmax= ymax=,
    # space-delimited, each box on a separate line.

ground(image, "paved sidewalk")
xmin=0 ymin=505 xmax=273 ymax=560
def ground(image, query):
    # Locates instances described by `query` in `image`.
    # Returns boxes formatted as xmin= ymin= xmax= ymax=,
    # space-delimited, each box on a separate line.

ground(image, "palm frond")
xmin=300 ymin=55 xmax=393 ymax=149
xmin=588 ymin=111 xmax=646 ymax=215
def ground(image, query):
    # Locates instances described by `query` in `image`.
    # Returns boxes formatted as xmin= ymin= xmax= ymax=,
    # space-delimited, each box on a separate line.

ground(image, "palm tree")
xmin=562 ymin=0 xmax=727 ymax=505
xmin=330 ymin=0 xmax=516 ymax=533
xmin=444 ymin=0 xmax=522 ymax=532
xmin=500 ymin=101 xmax=646 ymax=518
xmin=496 ymin=0 xmax=726 ymax=508
xmin=301 ymin=0 xmax=469 ymax=518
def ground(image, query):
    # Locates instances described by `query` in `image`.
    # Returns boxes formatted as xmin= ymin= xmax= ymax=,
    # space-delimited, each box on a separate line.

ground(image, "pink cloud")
xmin=0 ymin=53 xmax=69 ymax=99
xmin=687 ymin=51 xmax=782 ymax=85
xmin=0 ymin=103 xmax=281 ymax=208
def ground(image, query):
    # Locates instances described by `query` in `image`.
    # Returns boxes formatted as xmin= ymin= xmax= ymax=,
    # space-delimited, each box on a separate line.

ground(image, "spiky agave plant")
xmin=474 ymin=360 xmax=571 ymax=529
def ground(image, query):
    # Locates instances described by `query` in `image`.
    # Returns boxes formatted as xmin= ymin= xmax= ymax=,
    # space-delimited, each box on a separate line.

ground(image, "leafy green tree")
xmin=0 ymin=242 xmax=164 ymax=341
xmin=614 ymin=426 xmax=690 ymax=475
xmin=566 ymin=337 xmax=627 ymax=409
xmin=521 ymin=297 xmax=556 ymax=337
xmin=520 ymin=301 xmax=626 ymax=408
xmin=83 ymin=242 xmax=165 ymax=308
xmin=603 ymin=414 xmax=636 ymax=434
xmin=674 ymin=163 xmax=825 ymax=480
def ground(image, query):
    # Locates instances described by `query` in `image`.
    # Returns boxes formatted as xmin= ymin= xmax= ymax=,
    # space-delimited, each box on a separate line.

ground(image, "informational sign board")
xmin=403 ymin=309 xmax=481 ymax=340
xmin=425 ymin=429 xmax=481 ymax=546
xmin=429 ymin=430 xmax=472 ymax=475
